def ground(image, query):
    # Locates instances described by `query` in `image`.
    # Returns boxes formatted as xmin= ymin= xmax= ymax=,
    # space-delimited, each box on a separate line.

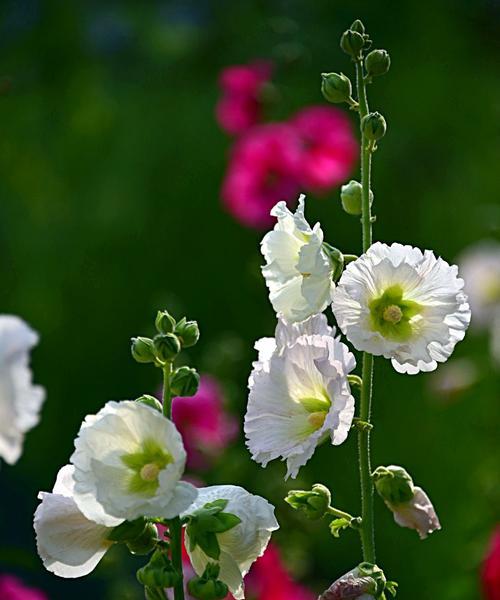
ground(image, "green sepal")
xmin=126 ymin=522 xmax=159 ymax=555
xmin=285 ymin=483 xmax=331 ymax=520
xmin=372 ymin=465 xmax=415 ymax=505
xmin=171 ymin=366 xmax=200 ymax=397
xmin=135 ymin=394 xmax=163 ymax=412
xmin=187 ymin=562 xmax=228 ymax=600
xmin=329 ymin=517 xmax=350 ymax=538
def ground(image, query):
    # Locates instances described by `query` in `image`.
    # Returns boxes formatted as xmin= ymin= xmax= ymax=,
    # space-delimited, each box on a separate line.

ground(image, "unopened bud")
xmin=285 ymin=483 xmax=331 ymax=520
xmin=350 ymin=19 xmax=365 ymax=34
xmin=136 ymin=549 xmax=180 ymax=589
xmin=171 ymin=366 xmax=200 ymax=397
xmin=340 ymin=29 xmax=364 ymax=59
xmin=341 ymin=180 xmax=363 ymax=215
xmin=155 ymin=309 xmax=176 ymax=335
xmin=188 ymin=563 xmax=229 ymax=600
xmin=126 ymin=522 xmax=159 ymax=555
xmin=154 ymin=333 xmax=181 ymax=362
xmin=365 ymin=49 xmax=391 ymax=78
xmin=372 ymin=465 xmax=414 ymax=504
xmin=323 ymin=244 xmax=345 ymax=282
xmin=135 ymin=394 xmax=163 ymax=412
xmin=131 ymin=337 xmax=156 ymax=364
xmin=321 ymin=72 xmax=353 ymax=104
xmin=175 ymin=318 xmax=200 ymax=348
xmin=362 ymin=112 xmax=386 ymax=141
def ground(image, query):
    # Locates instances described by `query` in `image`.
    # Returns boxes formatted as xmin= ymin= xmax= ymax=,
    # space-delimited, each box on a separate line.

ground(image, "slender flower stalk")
xmin=355 ymin=54 xmax=376 ymax=564
xmin=162 ymin=363 xmax=185 ymax=600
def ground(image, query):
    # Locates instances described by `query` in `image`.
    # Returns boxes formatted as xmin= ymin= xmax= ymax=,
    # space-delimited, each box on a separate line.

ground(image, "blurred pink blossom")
xmin=221 ymin=123 xmax=303 ymax=228
xmin=172 ymin=375 xmax=238 ymax=470
xmin=0 ymin=575 xmax=47 ymax=600
xmin=291 ymin=105 xmax=357 ymax=194
xmin=216 ymin=62 xmax=273 ymax=136
xmin=235 ymin=542 xmax=315 ymax=600
xmin=482 ymin=527 xmax=500 ymax=600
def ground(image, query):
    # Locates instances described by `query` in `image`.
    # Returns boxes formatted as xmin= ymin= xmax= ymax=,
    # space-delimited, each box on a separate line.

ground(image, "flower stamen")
xmin=140 ymin=463 xmax=160 ymax=482
xmin=382 ymin=304 xmax=403 ymax=324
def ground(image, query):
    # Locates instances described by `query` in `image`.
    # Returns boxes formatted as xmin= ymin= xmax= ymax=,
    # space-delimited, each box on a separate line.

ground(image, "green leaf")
xmin=329 ymin=517 xmax=350 ymax=538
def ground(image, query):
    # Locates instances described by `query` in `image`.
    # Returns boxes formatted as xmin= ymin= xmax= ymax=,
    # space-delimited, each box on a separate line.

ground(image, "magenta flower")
xmin=482 ymin=527 xmax=500 ymax=600
xmin=216 ymin=61 xmax=273 ymax=136
xmin=171 ymin=375 xmax=238 ymax=470
xmin=0 ymin=575 xmax=47 ymax=600
xmin=291 ymin=106 xmax=357 ymax=194
xmin=221 ymin=123 xmax=303 ymax=228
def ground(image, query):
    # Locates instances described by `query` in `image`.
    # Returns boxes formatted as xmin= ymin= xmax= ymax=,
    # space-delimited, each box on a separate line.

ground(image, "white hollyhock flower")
xmin=34 ymin=465 xmax=118 ymax=577
xmin=245 ymin=314 xmax=356 ymax=479
xmin=182 ymin=485 xmax=278 ymax=600
xmin=261 ymin=195 xmax=335 ymax=322
xmin=70 ymin=401 xmax=197 ymax=524
xmin=0 ymin=315 xmax=45 ymax=465
xmin=332 ymin=242 xmax=471 ymax=374
xmin=458 ymin=241 xmax=500 ymax=328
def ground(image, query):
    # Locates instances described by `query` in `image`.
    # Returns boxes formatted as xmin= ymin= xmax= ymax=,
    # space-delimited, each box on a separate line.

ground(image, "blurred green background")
xmin=0 ymin=0 xmax=499 ymax=598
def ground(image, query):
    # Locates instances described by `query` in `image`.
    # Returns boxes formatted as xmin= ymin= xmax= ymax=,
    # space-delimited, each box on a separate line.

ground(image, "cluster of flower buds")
xmin=131 ymin=309 xmax=201 ymax=396
xmin=372 ymin=465 xmax=441 ymax=539
xmin=319 ymin=562 xmax=397 ymax=600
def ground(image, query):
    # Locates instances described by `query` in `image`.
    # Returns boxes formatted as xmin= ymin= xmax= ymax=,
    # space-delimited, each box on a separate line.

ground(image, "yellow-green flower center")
xmin=121 ymin=439 xmax=173 ymax=496
xmin=369 ymin=284 xmax=422 ymax=342
xmin=298 ymin=392 xmax=331 ymax=432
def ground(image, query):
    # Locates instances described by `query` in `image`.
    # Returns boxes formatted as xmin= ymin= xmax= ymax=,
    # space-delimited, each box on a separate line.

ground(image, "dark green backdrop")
xmin=0 ymin=1 xmax=498 ymax=598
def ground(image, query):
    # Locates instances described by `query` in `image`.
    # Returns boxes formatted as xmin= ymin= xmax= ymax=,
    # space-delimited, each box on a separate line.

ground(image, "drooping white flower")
xmin=388 ymin=486 xmax=441 ymax=540
xmin=34 ymin=465 xmax=118 ymax=578
xmin=182 ymin=485 xmax=278 ymax=600
xmin=70 ymin=400 xmax=197 ymax=525
xmin=319 ymin=567 xmax=376 ymax=600
xmin=332 ymin=242 xmax=471 ymax=374
xmin=0 ymin=315 xmax=45 ymax=465
xmin=261 ymin=196 xmax=335 ymax=322
xmin=245 ymin=314 xmax=356 ymax=479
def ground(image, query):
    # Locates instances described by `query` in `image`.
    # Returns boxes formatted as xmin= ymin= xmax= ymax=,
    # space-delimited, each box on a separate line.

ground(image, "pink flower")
xmin=0 ymin=575 xmax=47 ymax=600
xmin=291 ymin=106 xmax=357 ymax=194
xmin=232 ymin=542 xmax=315 ymax=600
xmin=171 ymin=375 xmax=238 ymax=470
xmin=221 ymin=123 xmax=303 ymax=228
xmin=216 ymin=62 xmax=273 ymax=136
xmin=482 ymin=527 xmax=500 ymax=600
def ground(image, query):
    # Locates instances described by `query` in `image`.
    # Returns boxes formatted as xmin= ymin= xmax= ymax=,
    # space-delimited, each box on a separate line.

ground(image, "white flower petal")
xmin=70 ymin=401 xmax=194 ymax=523
xmin=332 ymin=242 xmax=471 ymax=374
xmin=0 ymin=315 xmax=45 ymax=465
xmin=388 ymin=486 xmax=441 ymax=540
xmin=182 ymin=485 xmax=278 ymax=599
xmin=34 ymin=465 xmax=116 ymax=578
xmin=245 ymin=317 xmax=356 ymax=479
xmin=261 ymin=197 xmax=334 ymax=322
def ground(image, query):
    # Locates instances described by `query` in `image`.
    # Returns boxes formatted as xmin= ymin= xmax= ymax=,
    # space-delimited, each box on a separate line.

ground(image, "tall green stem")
xmin=162 ymin=363 xmax=185 ymax=600
xmin=355 ymin=59 xmax=376 ymax=564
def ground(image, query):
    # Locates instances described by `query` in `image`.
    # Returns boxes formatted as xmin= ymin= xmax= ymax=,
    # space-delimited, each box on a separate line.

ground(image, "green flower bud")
xmin=131 ymin=337 xmax=156 ymax=364
xmin=154 ymin=333 xmax=181 ymax=362
xmin=340 ymin=29 xmax=364 ymax=59
xmin=171 ymin=366 xmax=200 ymax=397
xmin=108 ymin=517 xmax=148 ymax=543
xmin=285 ymin=483 xmax=331 ymax=520
xmin=365 ymin=49 xmax=391 ymax=78
xmin=357 ymin=562 xmax=387 ymax=596
xmin=137 ymin=549 xmax=180 ymax=589
xmin=126 ymin=522 xmax=159 ymax=555
xmin=362 ymin=111 xmax=387 ymax=141
xmin=322 ymin=244 xmax=344 ymax=282
xmin=135 ymin=394 xmax=163 ymax=412
xmin=175 ymin=318 xmax=200 ymax=348
xmin=340 ymin=180 xmax=374 ymax=216
xmin=155 ymin=309 xmax=176 ymax=335
xmin=321 ymin=72 xmax=353 ymax=104
xmin=372 ymin=465 xmax=415 ymax=505
xmin=188 ymin=563 xmax=229 ymax=600
xmin=350 ymin=19 xmax=365 ymax=34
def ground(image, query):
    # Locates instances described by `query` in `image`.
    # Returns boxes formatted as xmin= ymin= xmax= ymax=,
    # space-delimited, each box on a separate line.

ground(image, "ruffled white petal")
xmin=0 ymin=315 xmax=45 ymax=465
xmin=182 ymin=485 xmax=278 ymax=599
xmin=332 ymin=242 xmax=471 ymax=374
xmin=245 ymin=316 xmax=356 ymax=479
xmin=34 ymin=465 xmax=116 ymax=578
xmin=70 ymin=401 xmax=196 ymax=524
xmin=261 ymin=196 xmax=334 ymax=322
